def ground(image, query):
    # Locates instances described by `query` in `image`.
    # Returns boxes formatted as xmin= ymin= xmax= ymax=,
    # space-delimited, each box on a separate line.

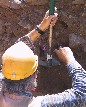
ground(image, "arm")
xmin=16 ymin=10 xmax=57 ymax=51
xmin=41 ymin=47 xmax=86 ymax=107
xmin=28 ymin=47 xmax=86 ymax=107
xmin=25 ymin=10 xmax=58 ymax=43
xmin=41 ymin=61 xmax=86 ymax=107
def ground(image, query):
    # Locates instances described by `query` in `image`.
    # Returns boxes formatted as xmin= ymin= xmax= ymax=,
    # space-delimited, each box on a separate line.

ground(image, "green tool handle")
xmin=47 ymin=0 xmax=55 ymax=66
xmin=49 ymin=0 xmax=55 ymax=15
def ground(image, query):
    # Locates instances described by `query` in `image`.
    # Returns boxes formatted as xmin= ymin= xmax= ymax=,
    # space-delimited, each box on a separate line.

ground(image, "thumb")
xmin=44 ymin=10 xmax=49 ymax=18
xmin=46 ymin=15 xmax=54 ymax=20
xmin=64 ymin=47 xmax=75 ymax=63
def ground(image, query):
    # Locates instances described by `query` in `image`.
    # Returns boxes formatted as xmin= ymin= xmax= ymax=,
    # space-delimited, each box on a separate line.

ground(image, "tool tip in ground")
xmin=38 ymin=57 xmax=60 ymax=67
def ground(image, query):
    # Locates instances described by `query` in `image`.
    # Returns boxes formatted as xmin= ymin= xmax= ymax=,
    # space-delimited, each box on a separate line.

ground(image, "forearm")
xmin=15 ymin=23 xmax=46 ymax=51
xmin=26 ymin=24 xmax=45 ymax=43
xmin=26 ymin=11 xmax=58 ymax=43
xmin=27 ymin=29 xmax=40 ymax=43
xmin=67 ymin=60 xmax=86 ymax=96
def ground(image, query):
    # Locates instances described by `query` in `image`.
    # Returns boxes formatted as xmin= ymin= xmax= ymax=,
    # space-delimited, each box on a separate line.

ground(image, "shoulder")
xmin=16 ymin=35 xmax=35 ymax=51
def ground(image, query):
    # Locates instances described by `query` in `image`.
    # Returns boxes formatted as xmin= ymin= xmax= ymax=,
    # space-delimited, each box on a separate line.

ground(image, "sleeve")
xmin=15 ymin=35 xmax=35 ymax=51
xmin=41 ymin=61 xmax=86 ymax=107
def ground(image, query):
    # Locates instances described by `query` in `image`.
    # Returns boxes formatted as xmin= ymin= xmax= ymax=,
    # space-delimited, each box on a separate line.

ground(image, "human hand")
xmin=28 ymin=96 xmax=44 ymax=107
xmin=54 ymin=47 xmax=75 ymax=65
xmin=38 ymin=7 xmax=58 ymax=31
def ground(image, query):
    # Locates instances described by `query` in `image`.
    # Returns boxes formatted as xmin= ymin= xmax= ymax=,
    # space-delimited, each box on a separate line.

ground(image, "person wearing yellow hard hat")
xmin=0 ymin=10 xmax=58 ymax=107
xmin=2 ymin=41 xmax=38 ymax=80
xmin=0 ymin=7 xmax=86 ymax=107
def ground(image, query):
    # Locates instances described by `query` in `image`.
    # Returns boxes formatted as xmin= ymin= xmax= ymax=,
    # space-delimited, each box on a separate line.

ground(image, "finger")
xmin=51 ymin=15 xmax=58 ymax=21
xmin=50 ymin=22 xmax=56 ymax=26
xmin=44 ymin=10 xmax=49 ymax=18
xmin=54 ymin=13 xmax=58 ymax=17
xmin=54 ymin=49 xmax=59 ymax=53
xmin=53 ymin=45 xmax=63 ymax=52
xmin=64 ymin=47 xmax=73 ymax=56
xmin=45 ymin=9 xmax=58 ymax=18
xmin=50 ymin=17 xmax=58 ymax=24
xmin=59 ymin=46 xmax=63 ymax=49
xmin=46 ymin=15 xmax=55 ymax=23
xmin=50 ymin=19 xmax=57 ymax=25
xmin=55 ymin=7 xmax=57 ymax=12
xmin=64 ymin=47 xmax=71 ymax=51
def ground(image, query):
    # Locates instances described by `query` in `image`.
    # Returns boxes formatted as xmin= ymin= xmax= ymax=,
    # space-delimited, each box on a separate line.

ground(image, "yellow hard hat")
xmin=2 ymin=41 xmax=38 ymax=80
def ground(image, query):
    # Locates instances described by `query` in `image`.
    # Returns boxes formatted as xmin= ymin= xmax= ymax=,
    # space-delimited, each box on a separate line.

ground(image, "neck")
xmin=3 ymin=93 xmax=33 ymax=107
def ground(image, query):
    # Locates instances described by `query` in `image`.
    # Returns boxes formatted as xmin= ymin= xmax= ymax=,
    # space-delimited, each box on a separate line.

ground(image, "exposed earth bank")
xmin=0 ymin=0 xmax=86 ymax=95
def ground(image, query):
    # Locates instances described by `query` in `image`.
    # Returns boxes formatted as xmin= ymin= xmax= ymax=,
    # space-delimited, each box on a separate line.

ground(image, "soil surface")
xmin=0 ymin=0 xmax=86 ymax=96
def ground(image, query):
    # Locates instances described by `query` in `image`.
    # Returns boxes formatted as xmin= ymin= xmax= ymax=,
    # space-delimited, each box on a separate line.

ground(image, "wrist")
xmin=35 ymin=25 xmax=45 ymax=35
xmin=38 ymin=22 xmax=46 ymax=32
xmin=66 ymin=59 xmax=76 ymax=66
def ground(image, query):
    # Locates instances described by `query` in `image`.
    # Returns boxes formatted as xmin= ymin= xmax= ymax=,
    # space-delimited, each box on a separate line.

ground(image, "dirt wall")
xmin=0 ymin=0 xmax=86 ymax=95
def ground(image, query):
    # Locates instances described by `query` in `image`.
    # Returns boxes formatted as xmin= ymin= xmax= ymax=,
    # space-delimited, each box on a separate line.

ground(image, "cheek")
xmin=34 ymin=79 xmax=37 ymax=87
xmin=31 ymin=79 xmax=37 ymax=92
xmin=34 ymin=72 xmax=38 ymax=79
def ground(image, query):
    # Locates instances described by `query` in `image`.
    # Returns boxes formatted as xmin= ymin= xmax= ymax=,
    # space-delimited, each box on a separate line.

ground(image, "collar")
xmin=19 ymin=92 xmax=33 ymax=97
